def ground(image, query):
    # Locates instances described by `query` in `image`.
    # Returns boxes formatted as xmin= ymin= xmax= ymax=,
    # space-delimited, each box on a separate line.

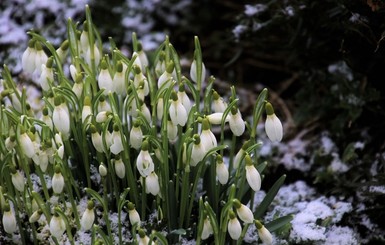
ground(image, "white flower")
xmin=19 ymin=132 xmax=35 ymax=158
xmin=137 ymin=44 xmax=149 ymax=70
xmin=69 ymin=64 xmax=78 ymax=82
xmin=233 ymin=199 xmax=254 ymax=224
xmin=201 ymin=217 xmax=213 ymax=240
xmin=191 ymin=134 xmax=206 ymax=166
xmin=52 ymin=97 xmax=70 ymax=137
xmin=190 ymin=59 xmax=206 ymax=83
xmin=156 ymin=97 xmax=164 ymax=121
xmin=132 ymin=52 xmax=143 ymax=73
xmin=265 ymin=102 xmax=283 ymax=142
xmin=11 ymin=169 xmax=25 ymax=192
xmin=56 ymin=40 xmax=69 ymax=63
xmin=228 ymin=211 xmax=242 ymax=240
xmin=136 ymin=142 xmax=154 ymax=177
xmin=96 ymin=111 xmax=111 ymax=123
xmin=82 ymin=97 xmax=93 ymax=123
xmin=112 ymin=62 xmax=127 ymax=96
xmin=85 ymin=44 xmax=101 ymax=68
xmin=34 ymin=43 xmax=48 ymax=74
xmin=80 ymin=29 xmax=89 ymax=53
xmin=200 ymin=118 xmax=217 ymax=151
xmin=110 ymin=126 xmax=124 ymax=155
xmin=127 ymin=202 xmax=141 ymax=227
xmin=157 ymin=64 xmax=173 ymax=89
xmin=10 ymin=92 xmax=22 ymax=113
xmin=97 ymin=96 xmax=111 ymax=113
xmin=5 ymin=136 xmax=16 ymax=151
xmin=22 ymin=40 xmax=36 ymax=73
xmin=98 ymin=60 xmax=113 ymax=95
xmin=206 ymin=113 xmax=230 ymax=125
xmin=38 ymin=62 xmax=54 ymax=91
xmin=245 ymin=155 xmax=261 ymax=192
xmin=114 ymin=157 xmax=126 ymax=179
xmin=177 ymin=88 xmax=192 ymax=114
xmin=140 ymin=103 xmax=152 ymax=124
xmin=155 ymin=51 xmax=166 ymax=77
xmin=99 ymin=163 xmax=108 ymax=177
xmin=169 ymin=91 xmax=187 ymax=127
xmin=2 ymin=205 xmax=17 ymax=234
xmin=41 ymin=107 xmax=53 ymax=130
xmin=130 ymin=122 xmax=143 ymax=150
xmin=81 ymin=201 xmax=95 ymax=231
xmin=52 ymin=167 xmax=65 ymax=194
xmin=229 ymin=109 xmax=245 ymax=136
xmin=72 ymin=74 xmax=83 ymax=99
xmin=29 ymin=209 xmax=42 ymax=223
xmin=167 ymin=120 xmax=178 ymax=142
xmin=256 ymin=220 xmax=273 ymax=245
xmin=216 ymin=155 xmax=229 ymax=185
xmin=133 ymin=66 xmax=149 ymax=96
xmin=49 ymin=214 xmax=66 ymax=239
xmin=212 ymin=91 xmax=227 ymax=112
xmin=145 ymin=172 xmax=160 ymax=196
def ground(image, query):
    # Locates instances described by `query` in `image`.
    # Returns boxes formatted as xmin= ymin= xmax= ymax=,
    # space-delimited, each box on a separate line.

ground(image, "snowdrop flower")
xmin=169 ymin=90 xmax=187 ymax=127
xmin=49 ymin=212 xmax=66 ymax=239
xmin=201 ymin=216 xmax=214 ymax=240
xmin=136 ymin=141 xmax=154 ymax=177
xmin=229 ymin=107 xmax=245 ymax=136
xmin=133 ymin=65 xmax=149 ymax=96
xmin=5 ymin=135 xmax=16 ymax=151
xmin=112 ymin=61 xmax=126 ymax=96
xmin=255 ymin=220 xmax=273 ymax=245
xmin=22 ymin=39 xmax=37 ymax=73
xmin=206 ymin=112 xmax=230 ymax=125
xmin=145 ymin=172 xmax=160 ymax=196
xmin=212 ymin=90 xmax=227 ymax=113
xmin=191 ymin=134 xmax=206 ymax=166
xmin=114 ymin=156 xmax=126 ymax=179
xmin=190 ymin=55 xmax=206 ymax=83
xmin=97 ymin=95 xmax=111 ymax=113
xmin=177 ymin=83 xmax=192 ymax=114
xmin=52 ymin=165 xmax=65 ymax=194
xmin=137 ymin=42 xmax=149 ymax=71
xmin=2 ymin=204 xmax=17 ymax=234
xmin=29 ymin=209 xmax=43 ymax=223
xmin=227 ymin=210 xmax=242 ymax=240
xmin=265 ymin=102 xmax=283 ymax=142
xmin=96 ymin=111 xmax=112 ymax=123
xmin=82 ymin=96 xmax=93 ymax=123
xmin=10 ymin=92 xmax=22 ymax=113
xmin=99 ymin=163 xmax=107 ymax=177
xmin=80 ymin=24 xmax=89 ymax=53
xmin=72 ymin=73 xmax=83 ymax=99
xmin=34 ymin=42 xmax=48 ymax=74
xmin=155 ymin=51 xmax=166 ymax=77
xmin=19 ymin=130 xmax=35 ymax=158
xmin=245 ymin=155 xmax=261 ymax=192
xmin=233 ymin=199 xmax=254 ymax=223
xmin=140 ymin=101 xmax=152 ymax=124
xmin=130 ymin=121 xmax=143 ymax=150
xmin=81 ymin=200 xmax=95 ymax=231
xmin=138 ymin=229 xmax=154 ymax=245
xmin=216 ymin=155 xmax=229 ymax=185
xmin=33 ymin=146 xmax=49 ymax=172
xmin=132 ymin=51 xmax=143 ymax=74
xmin=90 ymin=125 xmax=104 ymax=153
xmin=200 ymin=118 xmax=217 ymax=151
xmin=52 ymin=95 xmax=70 ymax=138
xmin=110 ymin=124 xmax=124 ymax=155
xmin=158 ymin=61 xmax=174 ymax=89
xmin=127 ymin=202 xmax=141 ymax=227
xmin=56 ymin=40 xmax=69 ymax=63
xmin=233 ymin=140 xmax=250 ymax=169
xmin=98 ymin=59 xmax=113 ymax=95
xmin=38 ymin=57 xmax=54 ymax=91
xmin=167 ymin=119 xmax=178 ymax=142
xmin=156 ymin=97 xmax=164 ymax=121
xmin=11 ymin=167 xmax=25 ymax=192
xmin=41 ymin=107 xmax=53 ymax=130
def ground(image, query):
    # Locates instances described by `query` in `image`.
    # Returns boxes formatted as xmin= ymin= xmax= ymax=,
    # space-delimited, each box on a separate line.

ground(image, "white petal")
xmin=228 ymin=218 xmax=242 ymax=240
xmin=236 ymin=204 xmax=254 ymax=224
xmin=216 ymin=162 xmax=229 ymax=185
xmin=246 ymin=165 xmax=261 ymax=192
xmin=265 ymin=114 xmax=283 ymax=142
xmin=115 ymin=159 xmax=126 ymax=179
xmin=258 ymin=226 xmax=273 ymax=245
xmin=229 ymin=112 xmax=245 ymax=136
xmin=81 ymin=209 xmax=95 ymax=231
xmin=2 ymin=211 xmax=17 ymax=234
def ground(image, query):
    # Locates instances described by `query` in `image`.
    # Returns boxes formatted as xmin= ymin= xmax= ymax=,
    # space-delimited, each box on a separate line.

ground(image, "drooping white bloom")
xmin=138 ymin=229 xmax=154 ymax=245
xmin=191 ymin=134 xmax=206 ymax=166
xmin=228 ymin=211 xmax=242 ymax=240
xmin=2 ymin=205 xmax=17 ymax=234
xmin=41 ymin=107 xmax=53 ymax=130
xmin=52 ymin=96 xmax=70 ymax=138
xmin=200 ymin=118 xmax=217 ymax=151
xmin=56 ymin=40 xmax=69 ymax=63
xmin=132 ymin=52 xmax=142 ymax=73
xmin=137 ymin=43 xmax=149 ymax=71
xmin=38 ymin=59 xmax=54 ymax=91
xmin=52 ymin=166 xmax=65 ymax=194
xmin=140 ymin=103 xmax=152 ymax=124
xmin=136 ymin=142 xmax=154 ymax=177
xmin=206 ymin=112 xmax=230 ymax=125
xmin=112 ymin=61 xmax=126 ymax=96
xmin=177 ymin=85 xmax=192 ymax=114
xmin=98 ymin=60 xmax=113 ymax=95
xmin=216 ymin=155 xmax=229 ymax=185
xmin=155 ymin=51 xmax=166 ymax=77
xmin=72 ymin=74 xmax=83 ymax=99
xmin=114 ymin=157 xmax=126 ymax=179
xmin=69 ymin=64 xmax=78 ymax=82
xmin=81 ymin=201 xmax=95 ymax=231
xmin=212 ymin=91 xmax=228 ymax=113
xmin=245 ymin=155 xmax=261 ymax=192
xmin=22 ymin=39 xmax=36 ymax=73
xmin=29 ymin=209 xmax=43 ymax=223
xmin=99 ymin=163 xmax=107 ymax=177
xmin=130 ymin=122 xmax=143 ymax=150
xmin=85 ymin=44 xmax=101 ymax=68
xmin=10 ymin=92 xmax=22 ymax=113
xmin=157 ymin=61 xmax=174 ymax=89
xmin=167 ymin=119 xmax=178 ymax=142
xmin=233 ymin=199 xmax=254 ymax=224
xmin=82 ymin=96 xmax=93 ymax=123
xmin=190 ymin=58 xmax=206 ymax=83
xmin=229 ymin=108 xmax=245 ymax=136
xmin=34 ymin=42 xmax=48 ymax=74
xmin=127 ymin=202 xmax=141 ymax=227
xmin=11 ymin=169 xmax=25 ymax=192
xmin=5 ymin=136 xmax=16 ymax=151
xmin=145 ymin=172 xmax=160 ymax=196
xmin=80 ymin=29 xmax=89 ymax=53
xmin=96 ymin=111 xmax=111 ymax=123
xmin=133 ymin=66 xmax=149 ymax=96
xmin=19 ymin=132 xmax=35 ymax=158
xmin=156 ymin=97 xmax=164 ymax=121
xmin=256 ymin=220 xmax=273 ymax=245
xmin=265 ymin=102 xmax=283 ymax=142
xmin=97 ymin=95 xmax=111 ymax=113
xmin=201 ymin=217 xmax=213 ymax=240
xmin=49 ymin=213 xmax=66 ymax=239
xmin=169 ymin=91 xmax=187 ymax=127
xmin=110 ymin=126 xmax=124 ymax=155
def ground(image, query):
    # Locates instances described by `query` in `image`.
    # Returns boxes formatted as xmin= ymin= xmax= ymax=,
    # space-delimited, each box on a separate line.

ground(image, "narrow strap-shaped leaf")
xmin=265 ymin=214 xmax=294 ymax=232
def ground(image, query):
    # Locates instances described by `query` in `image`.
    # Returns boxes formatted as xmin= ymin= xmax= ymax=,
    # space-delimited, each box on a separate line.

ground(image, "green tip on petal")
xmin=141 ymin=140 xmax=149 ymax=151
xmin=245 ymin=154 xmax=253 ymax=166
xmin=60 ymin=40 xmax=69 ymax=50
xmin=202 ymin=118 xmax=210 ymax=130
xmin=47 ymin=56 xmax=54 ymax=68
xmin=117 ymin=61 xmax=123 ymax=73
xmin=100 ymin=59 xmax=108 ymax=70
xmin=87 ymin=200 xmax=95 ymax=209
xmin=233 ymin=199 xmax=241 ymax=209
xmin=84 ymin=96 xmax=91 ymax=106
xmin=171 ymin=90 xmax=178 ymax=101
xmin=254 ymin=220 xmax=263 ymax=229
xmin=166 ymin=61 xmax=174 ymax=73
xmin=265 ymin=102 xmax=274 ymax=116
xmin=54 ymin=165 xmax=61 ymax=174
xmin=127 ymin=202 xmax=135 ymax=210
xmin=133 ymin=64 xmax=141 ymax=74
xmin=193 ymin=134 xmax=201 ymax=144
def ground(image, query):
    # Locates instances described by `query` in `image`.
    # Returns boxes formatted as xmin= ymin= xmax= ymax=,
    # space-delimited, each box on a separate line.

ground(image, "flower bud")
xmin=145 ymin=172 xmax=160 ymax=196
xmin=81 ymin=200 xmax=95 ymax=231
xmin=114 ymin=156 xmax=126 ymax=179
xmin=99 ymin=163 xmax=108 ymax=177
xmin=233 ymin=199 xmax=254 ymax=224
xmin=169 ymin=91 xmax=187 ymax=127
xmin=127 ymin=202 xmax=141 ymax=227
xmin=29 ymin=209 xmax=43 ymax=223
xmin=11 ymin=168 xmax=25 ymax=192
xmin=49 ymin=212 xmax=66 ymax=238
xmin=216 ymin=155 xmax=229 ymax=185
xmin=201 ymin=216 xmax=213 ymax=240
xmin=265 ymin=102 xmax=283 ymax=142
xmin=255 ymin=220 xmax=273 ymax=245
xmin=227 ymin=210 xmax=242 ymax=240
xmin=245 ymin=155 xmax=261 ymax=192
xmin=229 ymin=107 xmax=245 ymax=136
xmin=52 ymin=166 xmax=65 ymax=194
xmin=2 ymin=204 xmax=17 ymax=234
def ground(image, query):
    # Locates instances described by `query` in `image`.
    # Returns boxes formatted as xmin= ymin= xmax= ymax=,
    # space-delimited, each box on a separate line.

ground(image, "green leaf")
xmin=265 ymin=214 xmax=294 ymax=232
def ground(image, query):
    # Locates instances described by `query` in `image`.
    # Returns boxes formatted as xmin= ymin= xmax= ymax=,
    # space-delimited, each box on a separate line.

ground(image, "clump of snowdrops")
xmin=0 ymin=5 xmax=291 ymax=245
